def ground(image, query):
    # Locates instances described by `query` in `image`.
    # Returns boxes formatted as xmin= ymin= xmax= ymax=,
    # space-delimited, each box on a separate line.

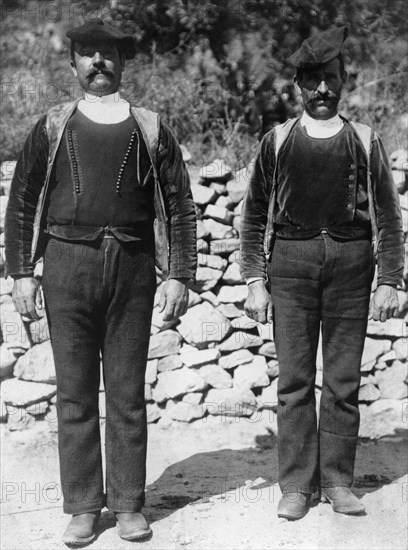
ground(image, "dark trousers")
xmin=268 ymin=234 xmax=374 ymax=493
xmin=42 ymin=236 xmax=156 ymax=514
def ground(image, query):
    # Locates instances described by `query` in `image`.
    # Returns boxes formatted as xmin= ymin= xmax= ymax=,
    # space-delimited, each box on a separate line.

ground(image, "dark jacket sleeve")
xmin=4 ymin=115 xmax=49 ymax=278
xmin=240 ymin=132 xmax=275 ymax=280
xmin=371 ymin=133 xmax=405 ymax=287
xmin=157 ymin=121 xmax=197 ymax=280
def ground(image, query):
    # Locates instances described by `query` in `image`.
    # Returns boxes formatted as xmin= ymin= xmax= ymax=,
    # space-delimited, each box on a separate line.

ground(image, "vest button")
xmin=348 ymin=174 xmax=355 ymax=180
xmin=349 ymin=163 xmax=356 ymax=169
xmin=347 ymin=203 xmax=353 ymax=209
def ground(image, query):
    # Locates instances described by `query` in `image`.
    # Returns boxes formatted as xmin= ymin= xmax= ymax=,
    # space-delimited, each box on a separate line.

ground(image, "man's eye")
xmin=303 ymin=77 xmax=319 ymax=88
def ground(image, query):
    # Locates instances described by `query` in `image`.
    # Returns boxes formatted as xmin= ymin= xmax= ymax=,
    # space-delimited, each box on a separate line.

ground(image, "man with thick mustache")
xmin=240 ymin=27 xmax=403 ymax=520
xmin=5 ymin=19 xmax=196 ymax=545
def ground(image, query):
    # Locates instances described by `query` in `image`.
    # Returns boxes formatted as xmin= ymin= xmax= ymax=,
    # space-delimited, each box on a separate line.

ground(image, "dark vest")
xmin=46 ymin=108 xmax=155 ymax=241
xmin=274 ymin=122 xmax=371 ymax=240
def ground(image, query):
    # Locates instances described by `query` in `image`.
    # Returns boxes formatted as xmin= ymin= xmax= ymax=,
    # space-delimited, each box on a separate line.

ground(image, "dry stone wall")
xmin=0 ymin=153 xmax=407 ymax=437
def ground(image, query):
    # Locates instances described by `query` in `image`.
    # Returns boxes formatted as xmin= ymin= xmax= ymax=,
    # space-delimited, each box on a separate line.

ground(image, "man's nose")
xmin=92 ymin=52 xmax=105 ymax=67
xmin=317 ymin=80 xmax=329 ymax=94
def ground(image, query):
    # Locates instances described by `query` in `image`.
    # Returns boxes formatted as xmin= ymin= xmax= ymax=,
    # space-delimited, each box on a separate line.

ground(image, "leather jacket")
xmin=5 ymin=99 xmax=197 ymax=280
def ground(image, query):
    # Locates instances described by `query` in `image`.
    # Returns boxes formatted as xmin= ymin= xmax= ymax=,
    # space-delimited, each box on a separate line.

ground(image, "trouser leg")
xmin=268 ymin=237 xmax=323 ymax=494
xmin=319 ymin=237 xmax=373 ymax=487
xmin=101 ymin=239 xmax=156 ymax=512
xmin=42 ymin=238 xmax=105 ymax=514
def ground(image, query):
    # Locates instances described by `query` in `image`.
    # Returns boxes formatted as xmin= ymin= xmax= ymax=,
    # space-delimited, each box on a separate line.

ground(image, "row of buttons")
xmin=347 ymin=165 xmax=356 ymax=210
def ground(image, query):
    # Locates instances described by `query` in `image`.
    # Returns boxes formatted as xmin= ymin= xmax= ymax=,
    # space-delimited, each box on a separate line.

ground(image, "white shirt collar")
xmin=300 ymin=111 xmax=343 ymax=139
xmin=77 ymin=92 xmax=130 ymax=124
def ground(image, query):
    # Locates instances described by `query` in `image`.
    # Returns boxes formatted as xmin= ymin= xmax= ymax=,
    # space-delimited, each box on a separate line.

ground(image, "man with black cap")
xmin=240 ymin=26 xmax=404 ymax=520
xmin=5 ymin=19 xmax=196 ymax=545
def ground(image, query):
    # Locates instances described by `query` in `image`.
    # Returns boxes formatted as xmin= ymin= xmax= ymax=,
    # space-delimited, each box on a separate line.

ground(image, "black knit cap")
xmin=288 ymin=26 xmax=348 ymax=68
xmin=66 ymin=18 xmax=136 ymax=59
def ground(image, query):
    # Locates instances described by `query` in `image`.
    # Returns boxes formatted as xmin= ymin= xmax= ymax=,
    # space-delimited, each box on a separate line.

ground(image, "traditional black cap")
xmin=66 ymin=18 xmax=136 ymax=59
xmin=288 ymin=26 xmax=348 ymax=68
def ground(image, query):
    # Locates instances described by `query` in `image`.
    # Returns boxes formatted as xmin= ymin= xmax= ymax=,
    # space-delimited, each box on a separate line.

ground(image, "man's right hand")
xmin=244 ymin=279 xmax=273 ymax=324
xmin=12 ymin=277 xmax=43 ymax=321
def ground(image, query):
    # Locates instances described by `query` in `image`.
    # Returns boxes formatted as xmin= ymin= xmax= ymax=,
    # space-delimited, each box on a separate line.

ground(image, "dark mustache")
xmin=311 ymin=91 xmax=339 ymax=101
xmin=87 ymin=68 xmax=114 ymax=79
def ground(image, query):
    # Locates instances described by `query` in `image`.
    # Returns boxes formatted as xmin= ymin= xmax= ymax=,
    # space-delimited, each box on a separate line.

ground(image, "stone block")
xmin=376 ymin=361 xmax=408 ymax=399
xmin=217 ymin=285 xmax=247 ymax=304
xmin=204 ymin=387 xmax=257 ymax=417
xmin=202 ymin=219 xmax=237 ymax=240
xmin=177 ymin=302 xmax=231 ymax=345
xmin=209 ymin=238 xmax=240 ymax=256
xmin=218 ymin=303 xmax=243 ymax=319
xmin=234 ymin=356 xmax=269 ymax=389
xmin=147 ymin=403 xmax=161 ymax=423
xmin=145 ymin=359 xmax=158 ymax=385
xmin=198 ymin=253 xmax=227 ymax=271
xmin=204 ymin=204 xmax=234 ymax=225
xmin=182 ymin=392 xmax=204 ymax=405
xmin=166 ymin=401 xmax=205 ymax=422
xmin=181 ymin=348 xmax=220 ymax=367
xmin=361 ymin=338 xmax=392 ymax=368
xmin=358 ymin=383 xmax=381 ymax=402
xmin=156 ymin=367 xmax=208 ymax=399
xmin=222 ymin=262 xmax=242 ymax=284
xmin=200 ymin=291 xmax=220 ymax=307
xmin=13 ymin=341 xmax=56 ymax=384
xmin=157 ymin=354 xmax=183 ymax=372
xmin=218 ymin=349 xmax=254 ymax=370
xmin=190 ymin=183 xmax=217 ymax=206
xmin=148 ymin=330 xmax=182 ymax=359
xmin=192 ymin=266 xmax=224 ymax=292
xmin=197 ymin=364 xmax=233 ymax=389
xmin=1 ymin=310 xmax=31 ymax=350
xmin=1 ymin=378 xmax=56 ymax=407
xmin=218 ymin=330 xmax=263 ymax=351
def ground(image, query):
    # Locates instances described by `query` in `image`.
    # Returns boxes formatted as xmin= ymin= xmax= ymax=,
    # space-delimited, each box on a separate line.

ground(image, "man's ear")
xmin=120 ymin=53 xmax=126 ymax=71
xmin=70 ymin=59 xmax=77 ymax=77
xmin=293 ymin=76 xmax=301 ymax=95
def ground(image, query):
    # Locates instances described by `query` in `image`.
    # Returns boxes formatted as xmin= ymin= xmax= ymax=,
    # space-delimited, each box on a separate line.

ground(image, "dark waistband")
xmin=46 ymin=223 xmax=154 ymax=242
xmin=274 ymin=223 xmax=371 ymax=241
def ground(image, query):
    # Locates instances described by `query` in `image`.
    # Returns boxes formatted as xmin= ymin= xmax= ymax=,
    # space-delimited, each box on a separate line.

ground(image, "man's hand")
xmin=12 ymin=277 xmax=43 ymax=321
xmin=368 ymin=284 xmax=399 ymax=322
xmin=244 ymin=279 xmax=273 ymax=324
xmin=158 ymin=278 xmax=189 ymax=322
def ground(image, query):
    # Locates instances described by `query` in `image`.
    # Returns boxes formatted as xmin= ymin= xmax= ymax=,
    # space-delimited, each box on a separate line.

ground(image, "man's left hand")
xmin=158 ymin=278 xmax=190 ymax=322
xmin=368 ymin=284 xmax=399 ymax=322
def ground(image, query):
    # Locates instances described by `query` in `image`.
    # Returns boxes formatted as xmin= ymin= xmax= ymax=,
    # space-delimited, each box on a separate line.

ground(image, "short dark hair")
xmin=295 ymin=54 xmax=345 ymax=82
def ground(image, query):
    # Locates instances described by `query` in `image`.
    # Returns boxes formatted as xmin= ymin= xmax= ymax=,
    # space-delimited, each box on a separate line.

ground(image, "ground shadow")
xmin=137 ymin=429 xmax=408 ymax=526
xmin=354 ymin=429 xmax=408 ymax=495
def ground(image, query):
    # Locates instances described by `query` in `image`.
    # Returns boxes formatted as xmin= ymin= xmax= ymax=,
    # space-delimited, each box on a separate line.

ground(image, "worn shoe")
xmin=116 ymin=512 xmax=152 ymax=541
xmin=321 ymin=486 xmax=366 ymax=515
xmin=277 ymin=492 xmax=311 ymax=520
xmin=62 ymin=511 xmax=101 ymax=546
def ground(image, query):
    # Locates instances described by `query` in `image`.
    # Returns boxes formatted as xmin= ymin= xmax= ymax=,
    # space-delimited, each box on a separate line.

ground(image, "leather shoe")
xmin=321 ymin=486 xmax=366 ymax=515
xmin=116 ymin=512 xmax=152 ymax=541
xmin=277 ymin=492 xmax=311 ymax=520
xmin=62 ymin=511 xmax=100 ymax=546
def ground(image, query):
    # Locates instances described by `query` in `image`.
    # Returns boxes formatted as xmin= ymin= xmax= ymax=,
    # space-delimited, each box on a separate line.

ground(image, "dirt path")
xmin=1 ymin=418 xmax=407 ymax=550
